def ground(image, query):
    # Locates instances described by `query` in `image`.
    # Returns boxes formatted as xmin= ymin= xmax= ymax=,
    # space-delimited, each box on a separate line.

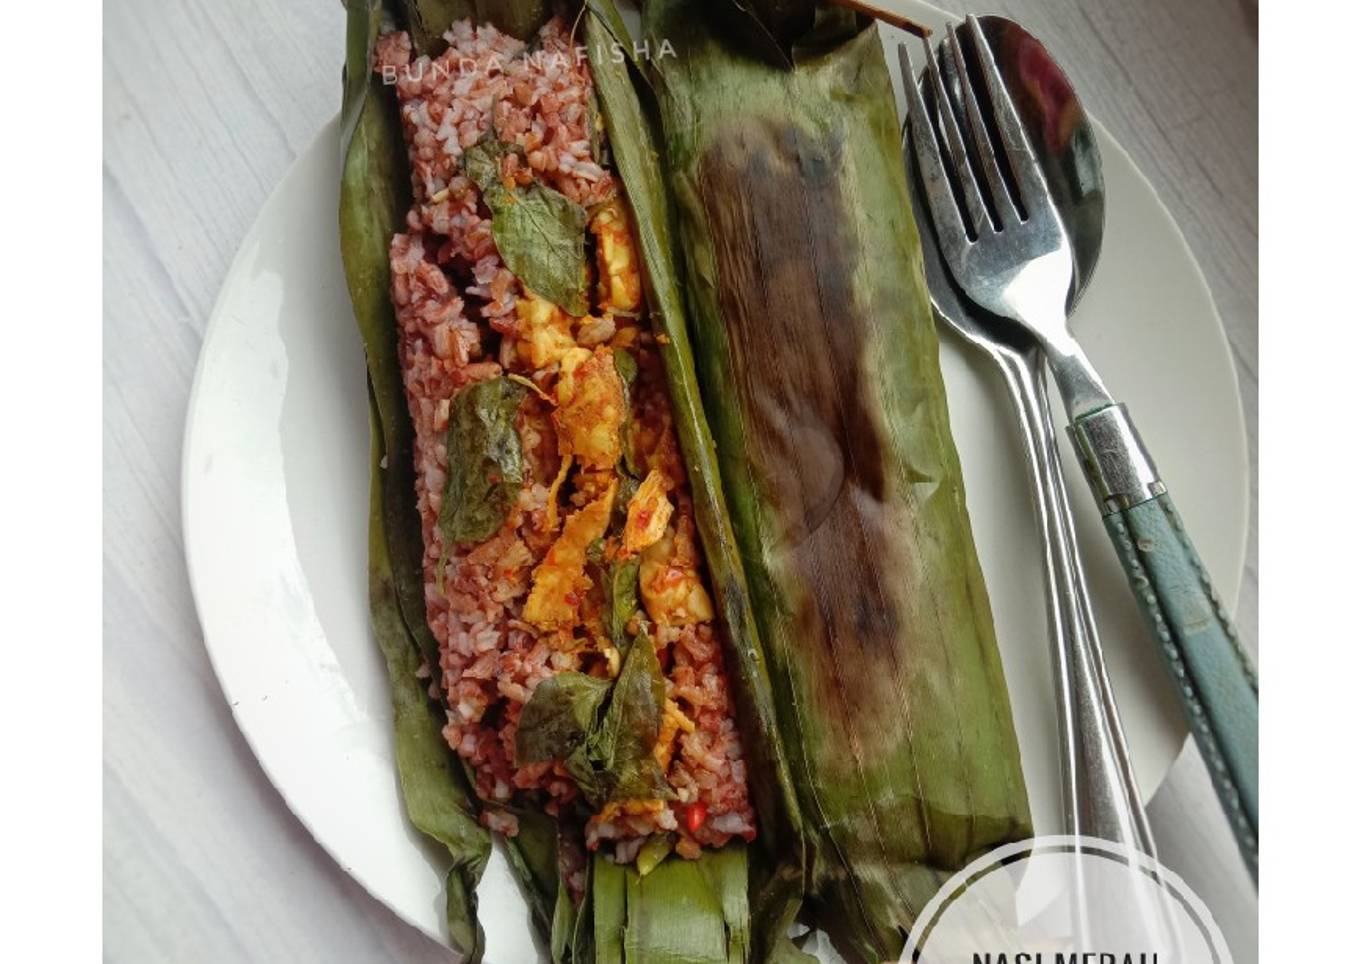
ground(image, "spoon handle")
xmin=1070 ymin=403 xmax=1259 ymax=878
xmin=1000 ymin=347 xmax=1157 ymax=854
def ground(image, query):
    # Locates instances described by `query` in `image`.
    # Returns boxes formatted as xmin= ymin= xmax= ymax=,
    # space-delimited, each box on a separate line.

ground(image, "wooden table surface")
xmin=103 ymin=1 xmax=1258 ymax=960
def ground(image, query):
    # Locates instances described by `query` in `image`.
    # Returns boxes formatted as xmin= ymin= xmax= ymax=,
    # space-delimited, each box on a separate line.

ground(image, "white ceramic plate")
xmin=182 ymin=6 xmax=1248 ymax=958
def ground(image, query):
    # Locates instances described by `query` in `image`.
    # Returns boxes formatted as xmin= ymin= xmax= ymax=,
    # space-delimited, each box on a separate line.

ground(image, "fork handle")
xmin=1003 ymin=349 xmax=1157 ymax=854
xmin=1070 ymin=403 xmax=1258 ymax=879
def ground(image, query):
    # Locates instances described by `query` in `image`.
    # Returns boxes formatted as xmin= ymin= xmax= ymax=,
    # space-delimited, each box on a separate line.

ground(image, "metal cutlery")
xmin=903 ymin=15 xmax=1155 ymax=859
xmin=900 ymin=15 xmax=1258 ymax=876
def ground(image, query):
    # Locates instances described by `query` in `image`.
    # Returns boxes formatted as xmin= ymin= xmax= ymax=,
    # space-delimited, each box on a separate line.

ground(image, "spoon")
xmin=906 ymin=15 xmax=1156 ymax=857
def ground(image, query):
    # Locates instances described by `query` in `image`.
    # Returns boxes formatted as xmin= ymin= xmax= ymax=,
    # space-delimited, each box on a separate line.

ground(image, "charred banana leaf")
xmin=639 ymin=3 xmax=1032 ymax=960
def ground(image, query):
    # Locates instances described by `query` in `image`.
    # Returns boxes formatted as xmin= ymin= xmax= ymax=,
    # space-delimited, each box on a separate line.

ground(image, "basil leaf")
xmin=613 ymin=470 xmax=640 ymax=531
xmin=602 ymin=557 xmax=640 ymax=651
xmin=515 ymin=672 xmax=611 ymax=765
xmin=462 ymin=138 xmax=505 ymax=189
xmin=612 ymin=346 xmax=639 ymax=387
xmin=517 ymin=672 xmax=614 ymax=804
xmin=590 ymin=633 xmax=672 ymax=802
xmin=611 ymin=347 xmax=645 ymax=479
xmin=516 ymin=635 xmax=668 ymax=807
xmin=440 ymin=377 xmax=528 ymax=548
xmin=464 ymin=139 xmax=590 ymax=315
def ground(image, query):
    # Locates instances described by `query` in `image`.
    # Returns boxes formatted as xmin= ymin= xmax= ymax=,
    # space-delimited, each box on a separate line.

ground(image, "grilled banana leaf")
xmin=344 ymin=1 xmax=567 ymax=956
xmin=638 ymin=3 xmax=1032 ymax=960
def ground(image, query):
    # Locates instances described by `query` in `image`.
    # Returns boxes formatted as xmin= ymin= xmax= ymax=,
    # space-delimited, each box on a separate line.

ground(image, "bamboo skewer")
xmin=830 ymin=0 xmax=932 ymax=38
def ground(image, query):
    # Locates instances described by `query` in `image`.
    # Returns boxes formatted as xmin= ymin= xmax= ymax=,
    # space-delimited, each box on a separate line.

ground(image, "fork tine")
xmin=963 ymin=14 xmax=1048 ymax=213
xmin=898 ymin=42 xmax=970 ymax=258
xmin=946 ymin=23 xmax=1020 ymax=227
xmin=924 ymin=45 xmax=989 ymax=237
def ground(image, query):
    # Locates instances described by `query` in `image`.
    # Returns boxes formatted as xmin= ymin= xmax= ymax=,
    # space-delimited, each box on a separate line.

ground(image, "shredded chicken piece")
xmin=655 ymin=698 xmax=696 ymax=770
xmin=554 ymin=347 xmax=625 ymax=470
xmin=591 ymin=200 xmax=642 ymax=312
xmin=639 ymin=524 xmax=715 ymax=625
xmin=523 ymin=480 xmax=617 ymax=628
xmin=515 ymin=293 xmax=576 ymax=368
xmin=623 ymin=468 xmax=673 ymax=555
xmin=542 ymin=454 xmax=572 ymax=533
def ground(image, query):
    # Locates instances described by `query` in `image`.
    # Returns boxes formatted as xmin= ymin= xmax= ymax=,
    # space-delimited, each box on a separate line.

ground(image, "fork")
xmin=900 ymin=17 xmax=1258 ymax=876
xmin=903 ymin=28 xmax=1154 ymax=861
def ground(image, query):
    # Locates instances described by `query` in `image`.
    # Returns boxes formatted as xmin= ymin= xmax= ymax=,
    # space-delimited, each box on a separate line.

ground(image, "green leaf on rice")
xmin=516 ymin=633 xmax=670 ymax=808
xmin=612 ymin=470 xmax=641 ymax=530
xmin=439 ymin=376 xmax=529 ymax=548
xmin=611 ymin=346 xmax=639 ymax=387
xmin=592 ymin=632 xmax=672 ymax=802
xmin=602 ymin=557 xmax=640 ymax=651
xmin=513 ymin=670 xmax=613 ymax=805
xmin=464 ymin=138 xmax=591 ymax=315
xmin=515 ymin=672 xmax=611 ymax=769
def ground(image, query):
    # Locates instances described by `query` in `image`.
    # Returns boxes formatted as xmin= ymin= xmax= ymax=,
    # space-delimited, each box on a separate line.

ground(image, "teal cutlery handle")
xmin=1071 ymin=404 xmax=1258 ymax=878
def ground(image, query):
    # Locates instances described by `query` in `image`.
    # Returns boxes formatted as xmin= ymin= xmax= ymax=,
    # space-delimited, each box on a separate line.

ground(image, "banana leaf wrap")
xmin=343 ymin=1 xmax=576 ymax=957
xmin=637 ymin=3 xmax=1032 ymax=960
xmin=343 ymin=3 xmax=496 ymax=958
xmin=340 ymin=1 xmax=797 ymax=960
